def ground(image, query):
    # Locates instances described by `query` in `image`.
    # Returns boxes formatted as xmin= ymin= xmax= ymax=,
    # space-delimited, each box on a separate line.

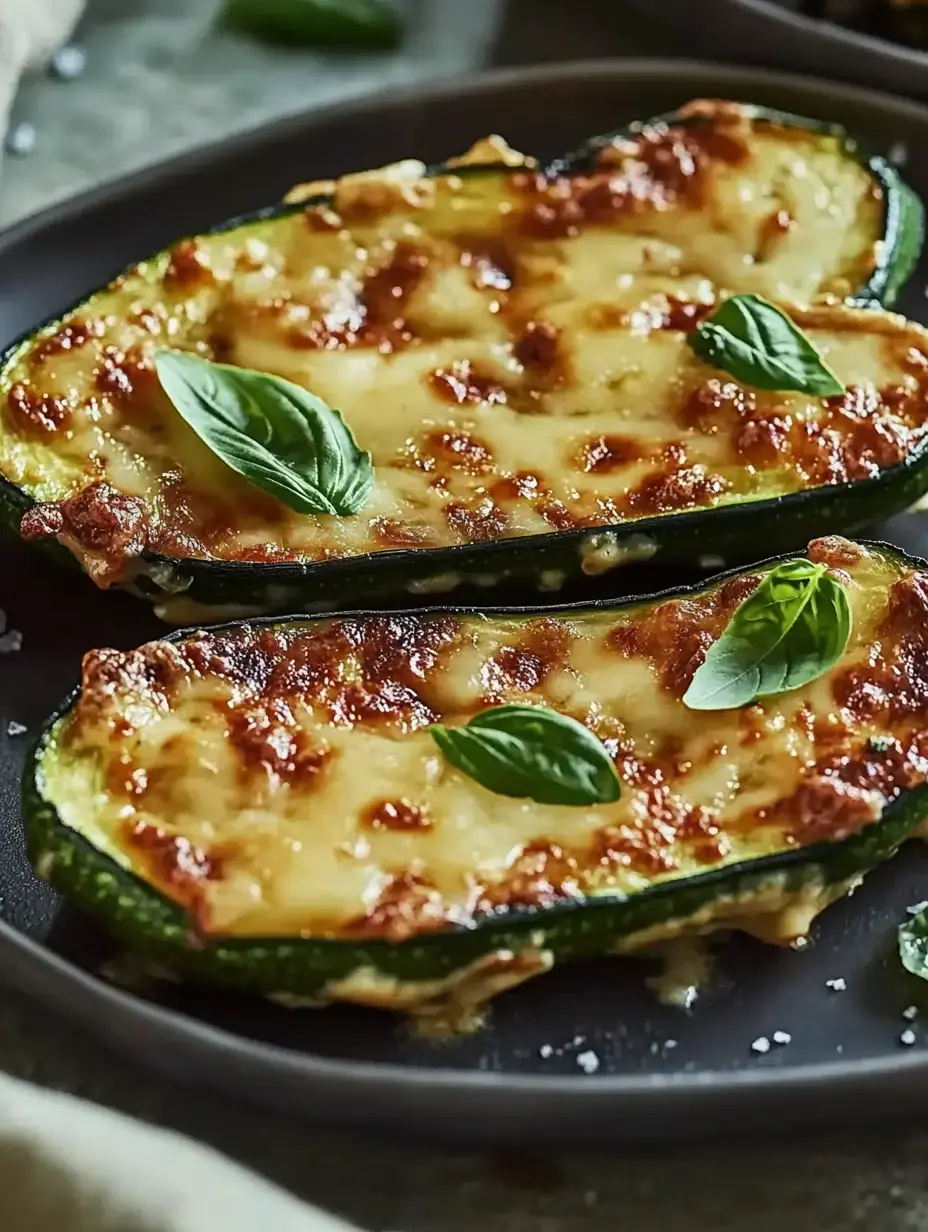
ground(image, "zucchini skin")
xmin=0 ymin=104 xmax=923 ymax=618
xmin=59 ymin=444 xmax=928 ymax=616
xmin=23 ymin=541 xmax=928 ymax=999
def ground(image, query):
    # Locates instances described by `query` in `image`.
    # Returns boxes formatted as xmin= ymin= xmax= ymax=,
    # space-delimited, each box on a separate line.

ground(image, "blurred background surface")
xmin=0 ymin=0 xmax=673 ymax=226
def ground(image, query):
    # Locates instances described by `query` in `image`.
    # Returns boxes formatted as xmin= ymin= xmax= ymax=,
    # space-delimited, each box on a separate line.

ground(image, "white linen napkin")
xmin=0 ymin=1070 xmax=356 ymax=1231
xmin=0 ymin=0 xmax=84 ymax=135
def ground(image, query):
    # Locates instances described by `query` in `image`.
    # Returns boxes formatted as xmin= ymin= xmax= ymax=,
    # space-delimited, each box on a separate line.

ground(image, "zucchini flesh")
xmin=26 ymin=537 xmax=928 ymax=1017
xmin=0 ymin=100 xmax=924 ymax=619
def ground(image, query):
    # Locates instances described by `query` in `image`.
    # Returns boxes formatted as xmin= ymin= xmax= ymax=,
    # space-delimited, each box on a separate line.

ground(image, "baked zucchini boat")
xmin=25 ymin=537 xmax=928 ymax=1021
xmin=0 ymin=101 xmax=924 ymax=621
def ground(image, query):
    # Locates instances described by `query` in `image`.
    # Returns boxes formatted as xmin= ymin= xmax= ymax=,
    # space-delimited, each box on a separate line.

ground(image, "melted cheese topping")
xmin=2 ymin=100 xmax=916 ymax=584
xmin=40 ymin=539 xmax=928 ymax=947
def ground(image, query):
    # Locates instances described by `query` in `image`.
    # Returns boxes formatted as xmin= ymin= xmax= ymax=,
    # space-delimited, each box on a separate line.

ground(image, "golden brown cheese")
xmin=40 ymin=539 xmax=928 ymax=946
xmin=1 ymin=100 xmax=911 ymax=585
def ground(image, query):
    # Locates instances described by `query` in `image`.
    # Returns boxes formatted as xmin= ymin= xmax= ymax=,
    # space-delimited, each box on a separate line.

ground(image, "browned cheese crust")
xmin=41 ymin=539 xmax=928 ymax=943
xmin=2 ymin=102 xmax=919 ymax=584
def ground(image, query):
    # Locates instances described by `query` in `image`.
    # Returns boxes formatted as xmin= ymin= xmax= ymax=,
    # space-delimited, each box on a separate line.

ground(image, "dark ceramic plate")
xmin=634 ymin=1 xmax=928 ymax=98
xmin=5 ymin=61 xmax=928 ymax=1145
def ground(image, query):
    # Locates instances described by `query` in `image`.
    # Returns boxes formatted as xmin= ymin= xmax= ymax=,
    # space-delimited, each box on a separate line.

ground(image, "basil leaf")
xmin=900 ymin=908 xmax=928 ymax=984
xmin=689 ymin=294 xmax=845 ymax=396
xmin=223 ymin=0 xmax=403 ymax=50
xmin=430 ymin=704 xmax=620 ymax=807
xmin=155 ymin=350 xmax=373 ymax=516
xmin=683 ymin=559 xmax=852 ymax=711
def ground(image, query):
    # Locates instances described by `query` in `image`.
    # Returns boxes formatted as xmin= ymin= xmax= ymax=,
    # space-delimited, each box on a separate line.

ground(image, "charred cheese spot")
xmin=680 ymin=379 xmax=756 ymax=434
xmin=458 ymin=240 xmax=515 ymax=293
xmin=124 ymin=820 xmax=219 ymax=928
xmin=345 ymin=873 xmax=450 ymax=942
xmin=30 ymin=319 xmax=101 ymax=368
xmin=225 ymin=699 xmax=331 ymax=786
xmin=0 ymin=102 xmax=909 ymax=582
xmin=512 ymin=117 xmax=748 ymax=239
xmin=40 ymin=542 xmax=928 ymax=962
xmin=445 ymin=497 xmax=509 ymax=542
xmin=626 ymin=464 xmax=730 ymax=515
xmin=163 ymin=240 xmax=214 ymax=292
xmin=415 ymin=427 xmax=495 ymax=475
xmin=808 ymin=535 xmax=866 ymax=568
xmin=512 ymin=321 xmax=567 ymax=387
xmin=427 ymin=360 xmax=508 ymax=406
xmin=93 ymin=346 xmax=159 ymax=410
xmin=21 ymin=482 xmax=148 ymax=584
xmin=607 ymin=573 xmax=761 ymax=697
xmin=362 ymin=799 xmax=432 ymax=831
xmin=476 ymin=841 xmax=581 ymax=912
xmin=6 ymin=383 xmax=72 ymax=436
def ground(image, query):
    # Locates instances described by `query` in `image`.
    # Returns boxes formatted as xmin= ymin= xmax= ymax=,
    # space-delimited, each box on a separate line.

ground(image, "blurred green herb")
xmin=223 ymin=0 xmax=403 ymax=51
xmin=900 ymin=906 xmax=928 ymax=983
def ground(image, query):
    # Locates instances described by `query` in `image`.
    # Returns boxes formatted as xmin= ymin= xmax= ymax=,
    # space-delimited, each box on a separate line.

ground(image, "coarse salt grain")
xmin=772 ymin=1031 xmax=792 ymax=1046
xmin=751 ymin=1037 xmax=771 ymax=1055
xmin=826 ymin=977 xmax=847 ymax=991
xmin=538 ymin=1044 xmax=553 ymax=1059
xmin=903 ymin=1006 xmax=919 ymax=1021
xmin=6 ymin=721 xmax=26 ymax=737
xmin=6 ymin=122 xmax=36 ymax=157
xmin=900 ymin=1029 xmax=917 ymax=1047
xmin=50 ymin=46 xmax=87 ymax=81
xmin=576 ymin=1050 xmax=600 ymax=1075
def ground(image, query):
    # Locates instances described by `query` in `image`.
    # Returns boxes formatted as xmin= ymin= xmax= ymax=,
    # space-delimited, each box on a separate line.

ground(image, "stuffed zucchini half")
xmin=0 ymin=99 xmax=924 ymax=621
xmin=25 ymin=537 xmax=928 ymax=1020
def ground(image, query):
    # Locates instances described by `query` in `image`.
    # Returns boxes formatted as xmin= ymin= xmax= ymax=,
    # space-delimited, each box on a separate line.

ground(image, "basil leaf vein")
xmin=683 ymin=559 xmax=852 ymax=711
xmin=430 ymin=704 xmax=621 ymax=806
xmin=155 ymin=349 xmax=373 ymax=516
xmin=689 ymin=294 xmax=845 ymax=396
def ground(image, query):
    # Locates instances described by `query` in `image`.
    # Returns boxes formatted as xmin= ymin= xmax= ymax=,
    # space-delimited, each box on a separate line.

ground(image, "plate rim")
xmin=6 ymin=56 xmax=928 ymax=1132
xmin=714 ymin=0 xmax=928 ymax=67
xmin=629 ymin=0 xmax=928 ymax=91
xmin=4 ymin=54 xmax=928 ymax=252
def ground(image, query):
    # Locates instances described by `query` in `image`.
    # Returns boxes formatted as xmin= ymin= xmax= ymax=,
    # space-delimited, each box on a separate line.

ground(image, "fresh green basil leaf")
xmin=900 ymin=907 xmax=928 ymax=984
xmin=430 ymin=704 xmax=621 ymax=807
xmin=689 ymin=294 xmax=845 ymax=396
xmin=683 ymin=559 xmax=852 ymax=711
xmin=223 ymin=0 xmax=403 ymax=50
xmin=155 ymin=349 xmax=373 ymax=516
